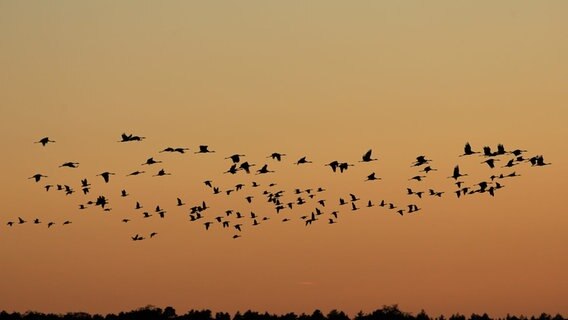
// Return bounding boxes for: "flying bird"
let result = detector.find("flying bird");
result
[35,137,55,146]
[360,149,378,162]
[449,165,468,180]
[28,174,47,182]
[59,162,79,168]
[195,145,215,153]
[97,172,115,183]
[119,133,145,142]
[460,142,479,156]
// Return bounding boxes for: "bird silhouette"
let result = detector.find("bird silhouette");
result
[419,166,437,174]
[59,162,79,168]
[449,165,468,180]
[153,169,171,177]
[29,174,47,182]
[226,154,245,163]
[268,152,286,161]
[119,133,145,142]
[195,145,215,153]
[142,157,162,165]
[127,170,145,176]
[366,172,381,181]
[360,149,378,162]
[35,137,55,146]
[224,164,238,174]
[412,156,431,167]
[295,156,312,165]
[239,162,255,174]
[256,164,274,174]
[97,172,115,183]
[338,162,353,173]
[326,161,340,172]
[459,142,479,156]
[160,147,189,154]
[481,159,499,169]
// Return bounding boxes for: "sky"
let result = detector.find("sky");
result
[0,1,567,317]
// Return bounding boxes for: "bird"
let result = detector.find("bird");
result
[295,157,312,165]
[366,172,381,181]
[239,162,255,174]
[483,146,495,157]
[80,179,90,187]
[326,161,340,172]
[532,155,551,167]
[35,137,55,146]
[256,164,274,174]
[460,142,479,156]
[119,133,145,142]
[97,172,115,183]
[176,198,185,206]
[268,152,286,161]
[481,159,499,169]
[142,157,162,165]
[153,169,171,177]
[127,170,145,176]
[18,217,26,224]
[412,156,431,167]
[28,174,47,182]
[160,147,189,154]
[226,154,245,163]
[150,232,158,238]
[409,175,426,181]
[338,162,353,173]
[121,189,128,197]
[509,149,528,156]
[47,222,55,228]
[360,149,378,162]
[419,166,437,174]
[224,164,238,174]
[59,162,79,168]
[502,159,517,168]
[195,145,215,153]
[449,165,468,180]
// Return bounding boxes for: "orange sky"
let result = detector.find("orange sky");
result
[0,1,567,318]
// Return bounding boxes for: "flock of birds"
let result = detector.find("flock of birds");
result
[5,134,552,241]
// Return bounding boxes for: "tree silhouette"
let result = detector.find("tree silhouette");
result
[0,306,565,320]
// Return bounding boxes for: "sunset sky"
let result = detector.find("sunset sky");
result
[1,1,567,318]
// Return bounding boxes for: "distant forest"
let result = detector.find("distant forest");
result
[0,305,565,320]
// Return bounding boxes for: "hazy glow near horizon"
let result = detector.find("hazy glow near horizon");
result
[0,1,567,317]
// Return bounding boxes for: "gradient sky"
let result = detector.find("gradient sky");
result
[1,1,567,318]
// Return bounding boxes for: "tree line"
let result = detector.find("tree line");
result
[0,305,564,320]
